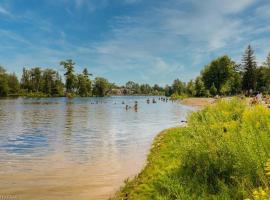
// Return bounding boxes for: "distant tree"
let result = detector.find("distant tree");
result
[21,67,31,92]
[195,77,206,97]
[125,81,136,95]
[42,69,64,96]
[164,85,173,96]
[242,45,257,93]
[31,67,42,92]
[126,81,136,90]
[93,77,110,97]
[257,53,270,93]
[77,68,92,97]
[7,73,20,94]
[152,84,164,95]
[60,59,76,93]
[263,53,270,68]
[172,79,185,95]
[140,84,152,94]
[20,67,64,96]
[0,67,9,96]
[186,80,196,96]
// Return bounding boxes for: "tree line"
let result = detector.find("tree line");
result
[0,45,270,98]
[0,59,165,97]
[166,45,270,98]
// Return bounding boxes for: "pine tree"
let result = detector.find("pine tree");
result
[263,53,270,68]
[242,45,257,93]
[60,59,76,94]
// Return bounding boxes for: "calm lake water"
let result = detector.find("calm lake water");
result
[0,96,193,200]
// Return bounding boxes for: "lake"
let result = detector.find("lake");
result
[0,96,193,200]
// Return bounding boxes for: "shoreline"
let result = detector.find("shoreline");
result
[110,99,203,199]
[110,127,183,200]
[179,97,216,107]
[112,98,270,199]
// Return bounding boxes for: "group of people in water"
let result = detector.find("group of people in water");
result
[123,97,170,112]
[87,97,171,112]
[124,101,138,111]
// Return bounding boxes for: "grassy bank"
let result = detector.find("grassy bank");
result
[113,98,270,200]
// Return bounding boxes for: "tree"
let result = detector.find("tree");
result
[201,55,236,94]
[195,77,206,97]
[0,67,9,96]
[42,69,64,96]
[31,67,42,92]
[77,68,92,97]
[186,80,196,96]
[242,45,257,93]
[60,59,76,93]
[172,79,185,95]
[152,84,164,95]
[20,67,64,96]
[263,53,270,68]
[21,67,31,92]
[257,53,270,93]
[140,84,152,94]
[52,72,64,96]
[8,73,20,94]
[164,85,173,96]
[125,81,142,94]
[210,83,217,96]
[93,77,110,97]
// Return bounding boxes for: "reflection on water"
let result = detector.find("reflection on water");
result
[0,97,193,200]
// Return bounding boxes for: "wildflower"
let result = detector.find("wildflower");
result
[265,159,270,176]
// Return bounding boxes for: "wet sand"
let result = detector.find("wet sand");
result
[180,97,216,107]
[0,153,144,200]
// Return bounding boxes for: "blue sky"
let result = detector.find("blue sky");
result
[0,0,270,85]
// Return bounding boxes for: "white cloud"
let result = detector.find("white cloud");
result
[0,4,11,16]
[90,0,258,83]
[1,0,269,85]
[255,3,270,19]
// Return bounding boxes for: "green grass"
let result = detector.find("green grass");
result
[112,98,270,200]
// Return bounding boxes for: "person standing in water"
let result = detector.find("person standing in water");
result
[134,101,138,112]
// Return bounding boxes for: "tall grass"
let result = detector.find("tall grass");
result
[113,98,270,200]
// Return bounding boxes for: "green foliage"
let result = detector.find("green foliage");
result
[0,66,9,96]
[209,83,217,96]
[140,84,152,94]
[93,77,110,97]
[195,76,207,97]
[201,55,237,94]
[21,67,64,97]
[172,79,186,95]
[77,68,92,97]
[7,73,20,94]
[164,85,173,97]
[114,99,270,200]
[257,54,270,94]
[0,67,20,96]
[186,80,196,96]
